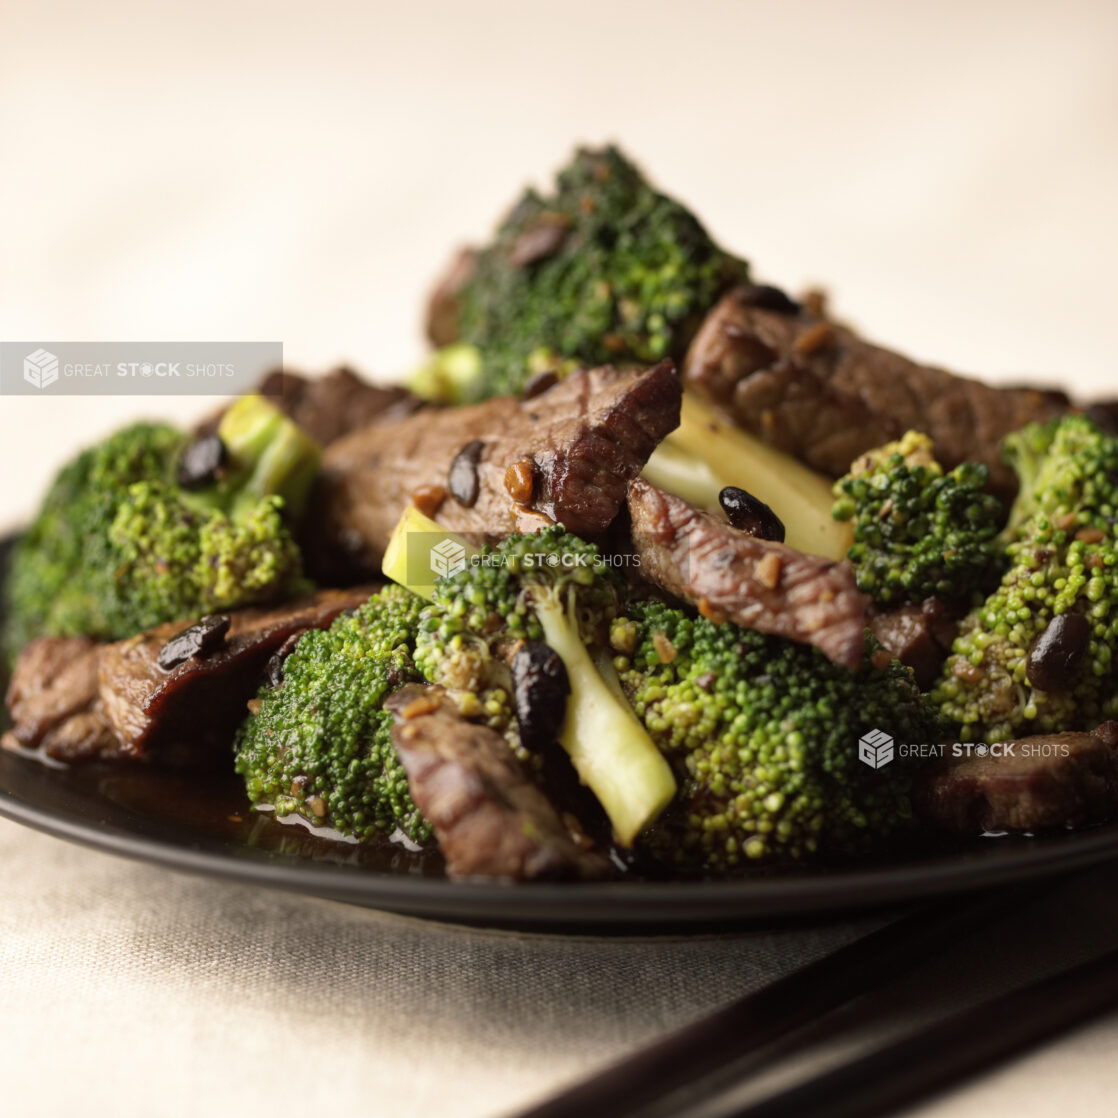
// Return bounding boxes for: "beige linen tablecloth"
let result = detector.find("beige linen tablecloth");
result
[1,0,1116,525]
[5,816,1118,1118]
[0,818,875,1116]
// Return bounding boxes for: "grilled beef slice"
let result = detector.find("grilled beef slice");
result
[3,636,122,763]
[914,722,1118,835]
[258,367,422,445]
[198,367,422,445]
[869,597,965,690]
[426,247,479,348]
[4,589,372,765]
[386,684,607,881]
[310,361,682,579]
[98,587,375,761]
[5,636,104,747]
[626,479,869,669]
[683,286,1068,499]
[1085,400,1118,435]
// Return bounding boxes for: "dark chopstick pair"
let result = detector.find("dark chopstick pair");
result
[516,879,1118,1118]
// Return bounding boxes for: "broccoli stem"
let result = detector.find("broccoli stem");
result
[999,421,1057,543]
[639,438,724,510]
[202,394,320,521]
[384,507,678,845]
[382,506,481,601]
[407,343,484,405]
[534,591,677,846]
[643,391,853,560]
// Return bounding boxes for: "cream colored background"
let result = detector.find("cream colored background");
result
[1,0,1116,528]
[2,3,1118,1116]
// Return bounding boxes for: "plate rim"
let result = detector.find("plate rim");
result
[5,757,1118,927]
[6,532,1118,929]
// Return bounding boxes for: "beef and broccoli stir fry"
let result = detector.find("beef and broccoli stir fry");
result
[6,145,1118,881]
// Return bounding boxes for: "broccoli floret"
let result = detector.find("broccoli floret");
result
[442,145,746,400]
[933,416,1118,741]
[831,431,1006,606]
[3,422,182,654]
[105,483,305,635]
[999,415,1116,540]
[4,395,318,655]
[386,511,677,845]
[417,147,854,562]
[615,601,943,867]
[233,585,430,844]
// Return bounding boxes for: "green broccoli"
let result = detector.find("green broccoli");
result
[614,601,943,867]
[4,394,318,655]
[385,510,677,845]
[406,342,487,405]
[416,146,858,562]
[831,431,1006,606]
[933,416,1118,742]
[429,144,746,401]
[233,584,431,844]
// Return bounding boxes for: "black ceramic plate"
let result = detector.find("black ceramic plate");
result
[7,747,1118,928]
[5,534,1118,929]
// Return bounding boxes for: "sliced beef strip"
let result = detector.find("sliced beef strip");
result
[627,479,869,670]
[2,639,114,764]
[309,361,683,580]
[197,367,422,446]
[1085,400,1118,435]
[38,711,124,764]
[385,684,607,881]
[261,367,422,444]
[98,587,376,761]
[426,247,478,348]
[2,636,126,764]
[914,722,1118,835]
[5,590,372,765]
[4,636,103,747]
[682,286,1069,500]
[869,597,965,690]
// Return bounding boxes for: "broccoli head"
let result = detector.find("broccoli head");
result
[933,416,1118,742]
[3,421,182,655]
[4,394,318,655]
[441,145,746,400]
[106,483,304,637]
[999,414,1118,537]
[385,510,677,845]
[615,601,942,867]
[832,431,1006,606]
[233,584,430,844]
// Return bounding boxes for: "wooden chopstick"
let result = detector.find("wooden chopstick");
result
[724,941,1118,1118]
[515,884,1040,1118]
